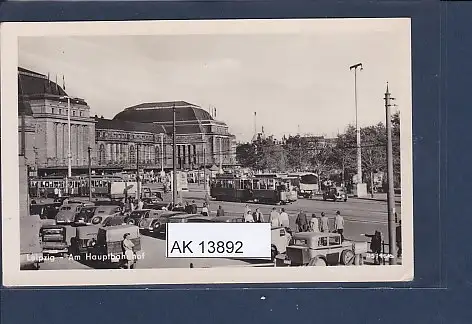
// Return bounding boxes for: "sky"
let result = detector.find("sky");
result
[18,20,410,143]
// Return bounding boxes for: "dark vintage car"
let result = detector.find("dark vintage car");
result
[30,202,61,220]
[322,187,348,202]
[74,206,97,225]
[89,205,123,225]
[211,215,245,223]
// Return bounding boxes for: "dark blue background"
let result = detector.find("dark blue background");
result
[1,0,471,322]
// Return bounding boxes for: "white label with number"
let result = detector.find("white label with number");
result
[166,223,271,258]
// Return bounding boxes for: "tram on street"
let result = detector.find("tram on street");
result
[210,174,294,204]
[29,174,126,198]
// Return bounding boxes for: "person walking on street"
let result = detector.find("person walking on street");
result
[244,210,255,223]
[253,208,264,223]
[54,187,59,199]
[137,199,144,210]
[191,200,198,214]
[334,211,345,241]
[295,210,309,232]
[201,202,209,216]
[122,233,136,269]
[216,205,225,217]
[270,207,281,227]
[362,231,382,265]
[396,220,402,258]
[244,204,251,216]
[310,213,320,233]
[320,212,329,233]
[279,208,290,228]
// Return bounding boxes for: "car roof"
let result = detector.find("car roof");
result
[169,213,200,219]
[292,232,339,239]
[213,215,243,221]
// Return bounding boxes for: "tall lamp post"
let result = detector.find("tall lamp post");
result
[349,63,365,197]
[172,103,178,205]
[87,146,92,201]
[60,95,72,195]
[384,83,397,265]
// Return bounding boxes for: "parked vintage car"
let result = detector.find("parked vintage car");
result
[71,214,128,256]
[285,232,367,266]
[55,202,95,224]
[89,205,123,225]
[211,215,245,223]
[90,224,141,268]
[136,210,186,234]
[74,206,97,226]
[40,225,76,255]
[323,187,348,202]
[30,202,61,220]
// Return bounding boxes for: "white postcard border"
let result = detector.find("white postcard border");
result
[1,19,413,286]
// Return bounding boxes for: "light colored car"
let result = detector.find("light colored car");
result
[285,232,367,266]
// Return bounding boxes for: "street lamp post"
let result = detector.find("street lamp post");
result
[60,96,73,194]
[172,103,178,206]
[349,63,365,197]
[87,146,92,201]
[384,83,397,265]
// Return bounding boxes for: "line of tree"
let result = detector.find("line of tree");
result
[236,112,401,191]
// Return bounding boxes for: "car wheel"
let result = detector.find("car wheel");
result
[340,249,355,265]
[344,198,347,202]
[127,219,136,225]
[308,256,327,266]
[271,245,278,262]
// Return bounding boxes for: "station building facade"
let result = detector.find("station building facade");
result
[18,67,237,175]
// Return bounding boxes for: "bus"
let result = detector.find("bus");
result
[288,172,319,198]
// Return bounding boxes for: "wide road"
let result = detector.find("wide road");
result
[37,184,401,270]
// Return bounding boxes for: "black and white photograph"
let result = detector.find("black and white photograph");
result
[1,19,413,285]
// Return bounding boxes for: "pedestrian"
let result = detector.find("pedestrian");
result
[362,231,382,265]
[201,202,209,216]
[396,220,402,258]
[252,208,264,223]
[137,199,144,210]
[295,210,309,232]
[279,208,290,228]
[217,205,225,217]
[269,207,281,227]
[309,213,320,232]
[334,211,345,241]
[54,187,59,199]
[122,233,136,269]
[320,212,329,233]
[191,200,198,214]
[244,204,251,216]
[244,210,255,222]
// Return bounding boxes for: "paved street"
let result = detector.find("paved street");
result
[37,183,401,270]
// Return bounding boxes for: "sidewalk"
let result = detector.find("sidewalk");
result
[349,193,401,204]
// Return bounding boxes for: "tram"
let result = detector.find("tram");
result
[29,174,126,198]
[210,174,294,204]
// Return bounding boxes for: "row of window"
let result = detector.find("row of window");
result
[50,107,84,117]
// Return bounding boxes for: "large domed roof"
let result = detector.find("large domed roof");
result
[113,101,214,123]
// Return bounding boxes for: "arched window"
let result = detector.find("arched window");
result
[129,145,136,164]
[99,144,105,165]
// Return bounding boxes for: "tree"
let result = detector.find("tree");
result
[258,136,287,172]
[283,135,316,172]
[360,123,387,196]
[310,140,335,190]
[236,143,257,169]
[329,125,357,185]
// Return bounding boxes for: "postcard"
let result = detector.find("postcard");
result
[1,18,413,286]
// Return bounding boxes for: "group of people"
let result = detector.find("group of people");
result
[120,196,144,213]
[242,205,291,227]
[295,210,345,240]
